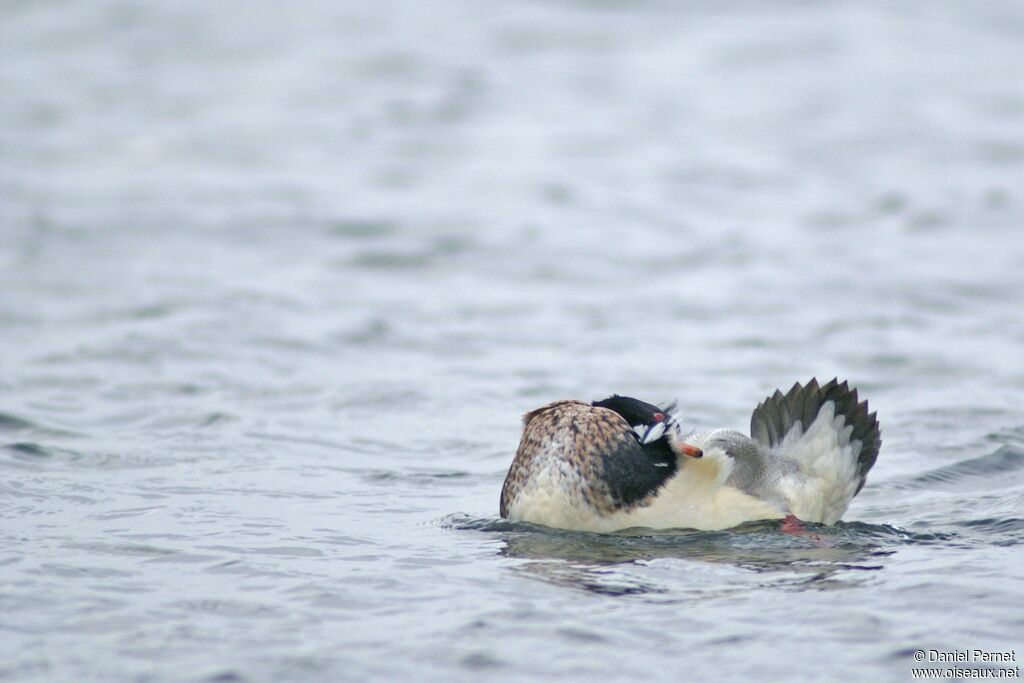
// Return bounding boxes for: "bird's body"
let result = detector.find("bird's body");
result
[500,379,881,532]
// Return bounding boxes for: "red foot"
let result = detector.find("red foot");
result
[780,514,807,534]
[780,514,829,545]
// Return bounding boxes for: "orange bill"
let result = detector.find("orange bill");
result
[680,444,703,459]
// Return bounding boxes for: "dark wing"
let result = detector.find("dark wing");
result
[749,378,881,492]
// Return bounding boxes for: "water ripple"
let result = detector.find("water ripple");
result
[887,444,1024,491]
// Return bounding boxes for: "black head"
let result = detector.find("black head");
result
[590,395,681,508]
[592,395,676,445]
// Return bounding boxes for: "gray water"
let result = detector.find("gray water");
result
[2,1,1024,681]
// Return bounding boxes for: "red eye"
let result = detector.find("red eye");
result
[652,412,665,421]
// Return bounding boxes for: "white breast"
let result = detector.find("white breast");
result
[505,445,786,533]
[611,446,786,531]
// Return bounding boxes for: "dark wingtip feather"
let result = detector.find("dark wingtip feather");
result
[750,378,882,493]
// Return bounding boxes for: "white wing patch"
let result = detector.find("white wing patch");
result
[773,401,862,524]
[634,420,667,444]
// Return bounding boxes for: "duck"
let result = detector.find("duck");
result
[499,378,881,532]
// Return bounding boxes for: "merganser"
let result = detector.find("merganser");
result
[499,378,881,532]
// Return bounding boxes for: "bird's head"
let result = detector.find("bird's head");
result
[591,395,703,458]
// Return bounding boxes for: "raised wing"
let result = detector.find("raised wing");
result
[750,377,881,496]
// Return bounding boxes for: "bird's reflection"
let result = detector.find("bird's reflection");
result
[494,520,904,597]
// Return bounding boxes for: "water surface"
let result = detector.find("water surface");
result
[2,1,1023,681]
